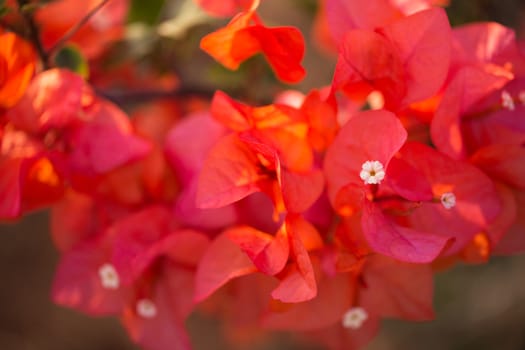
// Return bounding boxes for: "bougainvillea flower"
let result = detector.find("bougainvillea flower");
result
[196,91,324,214]
[67,98,151,177]
[36,0,129,59]
[200,4,305,83]
[121,261,194,350]
[0,29,35,109]
[0,128,66,219]
[332,8,451,111]
[194,231,257,302]
[393,142,502,255]
[7,68,89,133]
[52,228,133,315]
[195,214,321,304]
[324,110,453,262]
[165,111,240,230]
[430,22,522,159]
[262,264,355,330]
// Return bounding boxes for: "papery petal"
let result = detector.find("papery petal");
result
[52,240,130,315]
[227,225,289,275]
[0,158,22,219]
[279,167,324,213]
[362,200,450,263]
[333,30,406,108]
[470,144,525,189]
[431,64,513,159]
[68,100,151,175]
[196,134,263,208]
[236,26,306,83]
[324,109,407,212]
[399,142,502,254]
[360,255,434,320]
[263,270,354,330]
[122,262,193,350]
[0,30,35,108]
[7,68,86,133]
[210,91,253,131]
[110,206,173,284]
[379,8,451,105]
[271,224,317,302]
[164,111,226,184]
[194,232,257,302]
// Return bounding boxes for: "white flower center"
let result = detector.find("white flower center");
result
[360,160,386,185]
[519,91,525,105]
[342,307,368,329]
[440,192,456,209]
[136,298,157,319]
[501,90,515,111]
[98,263,120,290]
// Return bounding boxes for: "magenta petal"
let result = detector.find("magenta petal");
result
[227,225,289,276]
[279,167,324,213]
[51,241,130,316]
[362,200,450,263]
[196,134,262,209]
[194,232,256,302]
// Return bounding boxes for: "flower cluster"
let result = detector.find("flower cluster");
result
[1,0,524,349]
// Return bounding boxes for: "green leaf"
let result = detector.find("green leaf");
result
[52,45,89,79]
[128,0,165,26]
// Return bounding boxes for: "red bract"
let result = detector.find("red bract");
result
[0,29,35,109]
[324,109,451,263]
[200,5,305,83]
[9,68,150,183]
[0,129,66,219]
[53,205,209,350]
[393,142,502,255]
[195,214,321,304]
[332,8,451,110]
[196,91,324,214]
[165,111,240,230]
[431,22,521,159]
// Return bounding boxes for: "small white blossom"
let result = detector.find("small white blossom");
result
[342,307,368,330]
[98,263,120,290]
[501,90,515,111]
[440,192,456,209]
[136,299,157,319]
[360,160,386,185]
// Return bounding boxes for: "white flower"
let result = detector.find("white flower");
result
[136,298,157,319]
[98,263,120,290]
[342,307,368,330]
[440,192,456,209]
[360,160,386,185]
[501,90,515,111]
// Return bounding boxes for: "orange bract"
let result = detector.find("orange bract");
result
[200,8,305,83]
[0,30,36,109]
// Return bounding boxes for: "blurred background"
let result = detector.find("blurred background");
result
[1,0,525,349]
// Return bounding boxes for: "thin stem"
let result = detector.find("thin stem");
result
[96,86,215,105]
[17,0,50,68]
[48,0,111,55]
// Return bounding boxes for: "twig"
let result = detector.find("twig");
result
[97,86,216,105]
[48,0,110,55]
[17,0,50,68]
